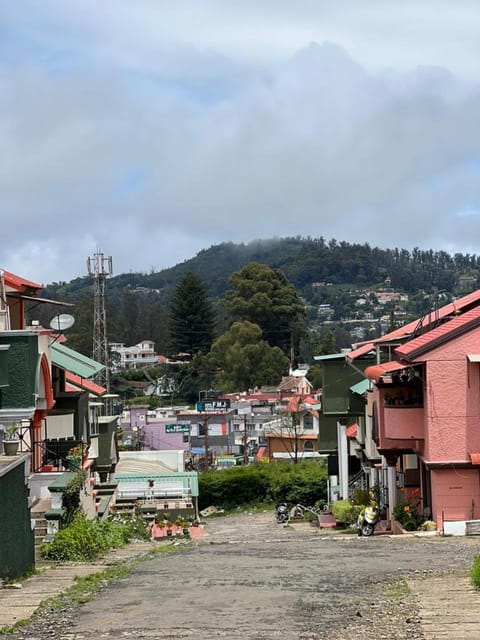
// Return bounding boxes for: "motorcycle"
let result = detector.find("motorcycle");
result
[276,503,289,524]
[356,500,380,537]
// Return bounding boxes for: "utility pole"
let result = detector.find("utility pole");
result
[243,414,248,465]
[203,414,209,471]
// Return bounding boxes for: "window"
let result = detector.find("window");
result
[303,440,314,452]
[303,413,314,430]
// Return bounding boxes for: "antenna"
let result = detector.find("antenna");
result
[50,314,75,332]
[87,251,113,391]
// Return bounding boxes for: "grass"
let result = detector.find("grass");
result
[383,579,412,601]
[470,555,480,589]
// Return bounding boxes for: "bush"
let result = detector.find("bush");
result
[471,555,480,589]
[330,500,363,525]
[198,461,328,510]
[393,501,422,531]
[41,511,149,562]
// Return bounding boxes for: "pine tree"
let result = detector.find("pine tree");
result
[168,272,215,356]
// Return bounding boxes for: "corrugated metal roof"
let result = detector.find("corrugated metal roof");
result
[313,352,347,361]
[395,307,480,360]
[65,372,107,396]
[51,342,104,379]
[2,269,42,292]
[350,379,370,395]
[364,360,410,382]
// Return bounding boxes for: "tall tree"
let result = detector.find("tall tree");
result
[207,321,289,393]
[221,262,306,357]
[168,271,216,356]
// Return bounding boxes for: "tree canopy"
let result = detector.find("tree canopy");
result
[168,271,216,356]
[207,321,289,393]
[221,262,306,357]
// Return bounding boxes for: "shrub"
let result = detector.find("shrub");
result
[41,511,149,562]
[330,500,363,525]
[198,461,327,510]
[393,501,422,531]
[471,555,480,589]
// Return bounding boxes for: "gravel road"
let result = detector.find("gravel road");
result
[11,512,480,640]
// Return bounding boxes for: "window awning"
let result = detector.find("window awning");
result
[51,343,104,379]
[350,379,370,395]
[364,360,410,383]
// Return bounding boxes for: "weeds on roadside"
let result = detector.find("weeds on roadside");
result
[383,579,412,601]
[470,555,480,589]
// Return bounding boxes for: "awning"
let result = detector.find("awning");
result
[346,423,358,438]
[364,360,410,383]
[467,354,480,363]
[256,446,267,461]
[51,343,104,379]
[346,342,376,361]
[7,292,74,306]
[65,372,107,396]
[350,379,370,395]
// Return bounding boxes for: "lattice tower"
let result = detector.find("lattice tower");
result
[87,252,112,390]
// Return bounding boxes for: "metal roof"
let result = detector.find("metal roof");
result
[350,379,370,395]
[51,342,104,379]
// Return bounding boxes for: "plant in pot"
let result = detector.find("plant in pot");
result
[2,423,20,456]
[176,516,190,536]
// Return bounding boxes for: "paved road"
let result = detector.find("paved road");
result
[8,512,480,639]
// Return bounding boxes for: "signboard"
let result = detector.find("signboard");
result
[197,399,230,412]
[165,424,191,434]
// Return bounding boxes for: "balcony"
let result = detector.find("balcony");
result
[383,406,425,440]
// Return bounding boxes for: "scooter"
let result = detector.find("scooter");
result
[356,500,380,537]
[276,503,289,524]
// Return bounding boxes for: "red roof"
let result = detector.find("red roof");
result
[65,372,107,396]
[364,360,410,382]
[348,289,480,361]
[395,306,480,361]
[2,269,42,292]
[346,423,358,438]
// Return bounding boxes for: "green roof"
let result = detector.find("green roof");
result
[51,343,104,379]
[313,352,347,361]
[350,379,370,395]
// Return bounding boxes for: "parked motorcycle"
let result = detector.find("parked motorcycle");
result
[276,503,289,524]
[356,499,380,537]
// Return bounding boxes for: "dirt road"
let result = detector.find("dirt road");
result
[11,512,480,639]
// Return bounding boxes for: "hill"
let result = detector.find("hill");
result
[43,237,480,307]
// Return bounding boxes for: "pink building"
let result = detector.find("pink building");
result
[364,300,480,533]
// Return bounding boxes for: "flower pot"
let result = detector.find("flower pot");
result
[3,440,19,456]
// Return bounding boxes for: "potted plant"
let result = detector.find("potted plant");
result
[65,444,84,470]
[2,423,20,456]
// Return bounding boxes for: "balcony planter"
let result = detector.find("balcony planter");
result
[3,423,20,456]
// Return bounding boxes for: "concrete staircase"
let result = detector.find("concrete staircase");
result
[31,498,52,564]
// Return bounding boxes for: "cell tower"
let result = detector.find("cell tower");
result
[87,252,113,390]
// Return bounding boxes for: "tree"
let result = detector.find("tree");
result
[207,321,289,393]
[168,271,216,356]
[221,262,306,357]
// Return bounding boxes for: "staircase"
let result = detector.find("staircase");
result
[31,498,52,564]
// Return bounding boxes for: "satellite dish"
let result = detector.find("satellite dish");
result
[50,314,75,332]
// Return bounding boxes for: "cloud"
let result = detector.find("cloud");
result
[2,2,480,283]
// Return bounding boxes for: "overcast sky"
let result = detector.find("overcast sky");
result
[3,1,480,284]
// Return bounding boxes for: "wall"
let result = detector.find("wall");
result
[431,468,480,527]
[423,330,480,462]
[0,456,34,580]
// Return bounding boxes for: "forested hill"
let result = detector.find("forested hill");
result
[44,237,480,306]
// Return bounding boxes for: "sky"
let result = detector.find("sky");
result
[3,1,480,285]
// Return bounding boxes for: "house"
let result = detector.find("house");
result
[0,268,119,569]
[264,394,321,462]
[110,340,159,370]
[345,288,480,533]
